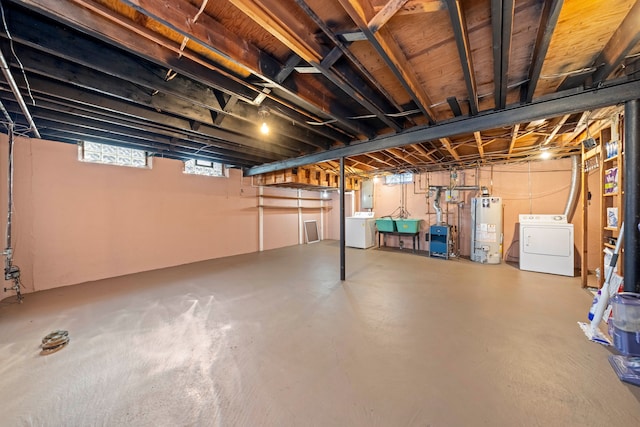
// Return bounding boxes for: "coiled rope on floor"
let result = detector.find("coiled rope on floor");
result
[41,330,69,355]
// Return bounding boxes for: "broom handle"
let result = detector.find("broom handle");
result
[589,222,624,332]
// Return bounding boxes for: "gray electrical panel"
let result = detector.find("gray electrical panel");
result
[361,180,374,209]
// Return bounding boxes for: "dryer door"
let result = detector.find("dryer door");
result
[522,225,572,256]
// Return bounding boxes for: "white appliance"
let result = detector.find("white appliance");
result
[346,212,376,249]
[470,197,503,264]
[519,214,574,276]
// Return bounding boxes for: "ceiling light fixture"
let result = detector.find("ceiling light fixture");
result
[258,107,270,135]
[540,147,551,159]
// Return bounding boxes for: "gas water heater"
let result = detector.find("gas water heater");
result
[470,197,503,264]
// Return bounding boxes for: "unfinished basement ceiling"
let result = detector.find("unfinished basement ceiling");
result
[1,0,640,176]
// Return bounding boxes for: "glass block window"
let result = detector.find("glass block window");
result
[79,141,149,168]
[385,172,413,185]
[183,159,225,177]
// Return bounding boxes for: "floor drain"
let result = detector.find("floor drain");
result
[41,330,69,355]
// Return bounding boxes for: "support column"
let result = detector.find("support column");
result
[340,157,345,281]
[624,99,640,292]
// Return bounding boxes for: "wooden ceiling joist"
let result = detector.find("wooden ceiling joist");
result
[117,0,373,138]
[445,0,478,115]
[364,152,398,167]
[410,143,436,162]
[20,0,350,146]
[373,0,446,16]
[523,0,564,102]
[542,114,570,146]
[228,0,403,132]
[473,131,485,159]
[590,0,640,85]
[507,123,520,159]
[491,0,515,109]
[337,0,437,124]
[368,0,409,33]
[439,137,460,161]
[386,147,418,165]
[294,0,409,122]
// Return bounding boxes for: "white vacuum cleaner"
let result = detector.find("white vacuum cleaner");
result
[578,222,624,345]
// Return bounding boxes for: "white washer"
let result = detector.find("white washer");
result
[519,214,574,276]
[346,212,376,249]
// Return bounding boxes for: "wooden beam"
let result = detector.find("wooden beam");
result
[364,152,398,167]
[542,114,570,146]
[386,147,417,165]
[439,137,461,160]
[112,0,373,137]
[523,0,563,102]
[507,124,520,159]
[338,0,437,124]
[410,143,436,162]
[591,0,640,85]
[445,0,478,115]
[368,0,409,33]
[20,0,349,144]
[473,131,485,159]
[295,0,410,124]
[246,79,640,175]
[491,0,514,109]
[213,94,239,126]
[373,0,445,16]
[228,0,402,132]
[346,158,376,171]
[227,0,322,62]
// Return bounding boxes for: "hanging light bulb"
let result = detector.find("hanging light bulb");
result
[540,147,551,159]
[258,107,270,135]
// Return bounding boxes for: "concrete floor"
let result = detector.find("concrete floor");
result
[1,241,639,426]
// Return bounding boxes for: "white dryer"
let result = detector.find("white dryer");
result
[519,214,574,276]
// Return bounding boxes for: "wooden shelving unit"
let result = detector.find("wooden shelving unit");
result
[599,121,623,287]
[581,113,624,288]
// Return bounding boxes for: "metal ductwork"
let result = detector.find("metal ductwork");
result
[563,155,581,222]
[433,187,443,224]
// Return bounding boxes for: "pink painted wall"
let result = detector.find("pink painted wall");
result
[0,136,331,293]
[0,133,600,294]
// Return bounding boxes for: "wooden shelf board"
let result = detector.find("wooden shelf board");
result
[257,205,329,209]
[259,195,329,201]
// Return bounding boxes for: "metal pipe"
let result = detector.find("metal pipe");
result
[433,187,443,224]
[0,98,13,126]
[5,124,14,258]
[0,49,39,138]
[340,156,345,281]
[563,154,581,221]
[624,99,640,292]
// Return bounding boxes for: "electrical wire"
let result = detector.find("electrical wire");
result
[0,0,35,106]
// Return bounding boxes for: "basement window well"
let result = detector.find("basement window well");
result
[183,159,226,177]
[78,141,150,168]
